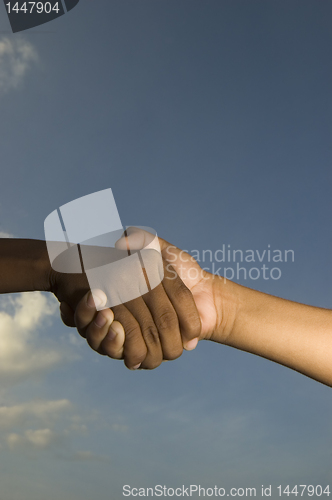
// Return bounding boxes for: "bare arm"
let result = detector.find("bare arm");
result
[0,239,50,294]
[213,277,332,386]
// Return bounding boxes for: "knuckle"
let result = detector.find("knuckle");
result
[157,310,177,331]
[173,281,191,300]
[142,325,160,346]
[124,322,141,340]
[185,313,202,338]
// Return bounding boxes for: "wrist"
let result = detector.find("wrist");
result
[32,240,53,292]
[209,275,242,345]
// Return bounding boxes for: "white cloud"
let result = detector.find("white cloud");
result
[0,292,71,385]
[3,399,71,452]
[0,231,14,238]
[2,400,110,461]
[0,398,98,459]
[7,428,57,451]
[6,427,110,461]
[0,399,72,429]
[0,37,38,93]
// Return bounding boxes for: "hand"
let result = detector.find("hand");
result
[59,228,228,368]
[50,241,202,369]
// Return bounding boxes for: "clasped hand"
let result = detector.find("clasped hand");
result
[50,228,218,370]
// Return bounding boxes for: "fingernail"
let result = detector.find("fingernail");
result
[131,363,141,370]
[184,338,199,351]
[94,312,107,328]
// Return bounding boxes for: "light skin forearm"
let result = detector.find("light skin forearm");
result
[213,276,332,386]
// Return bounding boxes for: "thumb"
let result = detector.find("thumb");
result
[115,226,165,253]
[115,226,187,266]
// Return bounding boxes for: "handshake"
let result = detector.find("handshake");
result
[1,227,332,385]
[51,226,218,371]
[42,188,218,370]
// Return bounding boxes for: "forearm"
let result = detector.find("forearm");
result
[213,277,332,386]
[0,239,51,294]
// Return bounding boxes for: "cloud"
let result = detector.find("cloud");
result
[0,398,99,459]
[0,231,14,238]
[6,427,110,461]
[7,428,58,451]
[2,400,110,461]
[2,398,72,452]
[0,292,110,462]
[0,37,38,93]
[0,399,72,429]
[0,292,72,385]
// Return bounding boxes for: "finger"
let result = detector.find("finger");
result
[85,307,114,355]
[112,304,147,370]
[162,263,201,350]
[74,289,107,339]
[124,296,165,369]
[142,284,183,361]
[59,302,76,327]
[99,320,125,360]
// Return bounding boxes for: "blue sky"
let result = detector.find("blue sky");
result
[0,1,331,499]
